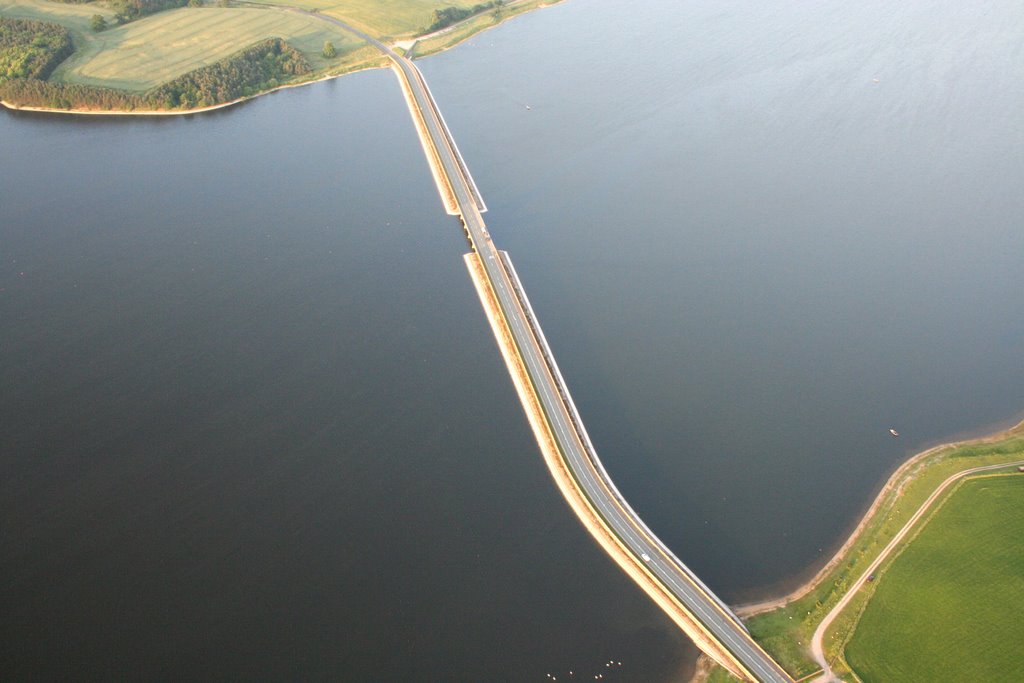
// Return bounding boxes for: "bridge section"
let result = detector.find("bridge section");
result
[387,52,793,683]
[309,12,792,680]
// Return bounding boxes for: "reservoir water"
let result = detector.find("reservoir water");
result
[3,0,1023,680]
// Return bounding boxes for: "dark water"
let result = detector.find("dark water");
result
[1,70,686,682]
[419,0,1024,595]
[3,0,1023,680]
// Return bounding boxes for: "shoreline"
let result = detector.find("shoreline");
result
[405,0,563,59]
[0,63,384,117]
[809,459,1024,681]
[690,416,1024,683]
[0,0,560,118]
[734,416,1024,619]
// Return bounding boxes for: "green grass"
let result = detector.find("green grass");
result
[0,0,477,40]
[1,0,559,105]
[705,667,743,683]
[410,0,549,57]
[0,0,113,35]
[0,2,367,90]
[239,0,486,38]
[845,475,1024,682]
[705,425,1024,681]
[66,8,362,90]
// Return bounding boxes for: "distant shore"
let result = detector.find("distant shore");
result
[1,0,560,117]
[0,66,379,117]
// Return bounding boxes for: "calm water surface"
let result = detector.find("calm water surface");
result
[3,0,1023,680]
[421,0,1024,593]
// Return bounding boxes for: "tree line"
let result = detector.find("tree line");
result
[0,18,74,83]
[428,1,502,32]
[1,36,312,111]
[109,0,189,23]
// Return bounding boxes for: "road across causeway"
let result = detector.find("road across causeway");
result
[306,14,793,681]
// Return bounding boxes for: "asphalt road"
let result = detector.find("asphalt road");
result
[304,14,791,680]
[396,54,793,682]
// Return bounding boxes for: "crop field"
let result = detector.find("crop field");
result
[85,8,363,90]
[844,475,1024,682]
[0,1,373,90]
[0,0,112,35]
[63,8,364,90]
[2,0,555,107]
[241,0,485,38]
[728,427,1024,681]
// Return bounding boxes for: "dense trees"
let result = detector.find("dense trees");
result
[0,37,311,111]
[110,0,189,24]
[0,78,146,109]
[0,19,74,82]
[90,14,108,31]
[149,38,310,108]
[428,1,501,32]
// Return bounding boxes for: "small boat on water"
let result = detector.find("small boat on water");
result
[890,428,899,437]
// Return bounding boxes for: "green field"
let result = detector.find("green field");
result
[1,1,370,90]
[1,0,550,106]
[240,0,486,38]
[696,425,1024,683]
[844,475,1024,682]
[65,8,364,90]
[0,0,112,35]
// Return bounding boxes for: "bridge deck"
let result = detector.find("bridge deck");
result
[390,51,793,683]
[303,11,793,680]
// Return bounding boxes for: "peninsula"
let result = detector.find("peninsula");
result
[0,0,559,114]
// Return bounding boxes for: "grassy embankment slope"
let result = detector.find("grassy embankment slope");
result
[1,0,553,106]
[703,420,1024,683]
[844,475,1024,682]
